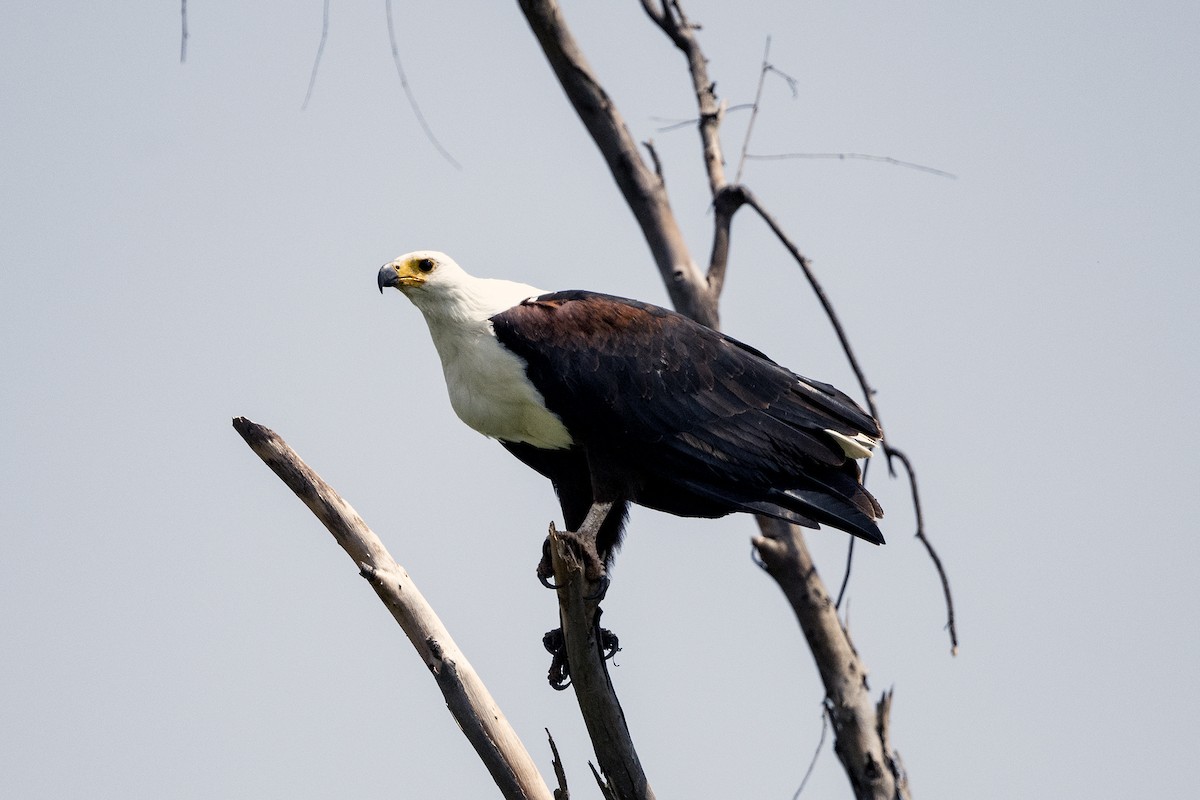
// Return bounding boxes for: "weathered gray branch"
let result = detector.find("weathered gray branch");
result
[755,518,910,800]
[640,0,727,197]
[516,0,716,328]
[547,526,655,800]
[232,417,553,800]
[706,183,748,300]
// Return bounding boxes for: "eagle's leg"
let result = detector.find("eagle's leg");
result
[575,500,614,599]
[539,501,622,689]
[579,500,615,536]
[537,500,614,591]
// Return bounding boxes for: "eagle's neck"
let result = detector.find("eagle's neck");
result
[409,275,540,326]
[409,277,574,450]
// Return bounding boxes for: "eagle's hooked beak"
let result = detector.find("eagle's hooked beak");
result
[378,262,401,294]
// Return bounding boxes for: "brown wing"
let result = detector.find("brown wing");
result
[490,291,884,543]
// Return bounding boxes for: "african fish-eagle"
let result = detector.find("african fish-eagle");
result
[377,251,884,567]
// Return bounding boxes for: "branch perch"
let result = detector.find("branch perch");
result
[547,525,655,800]
[232,417,553,800]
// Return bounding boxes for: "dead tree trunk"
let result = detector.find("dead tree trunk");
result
[756,518,911,798]
[229,2,947,795]
[515,2,912,796]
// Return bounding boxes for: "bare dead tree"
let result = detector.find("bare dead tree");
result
[515,1,940,797]
[230,2,953,798]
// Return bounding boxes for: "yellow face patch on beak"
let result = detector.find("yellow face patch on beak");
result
[393,263,425,288]
[379,255,438,292]
[397,254,439,287]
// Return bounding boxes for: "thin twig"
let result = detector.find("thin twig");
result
[791,711,828,800]
[385,0,462,170]
[587,762,618,800]
[766,65,799,98]
[180,0,188,63]
[733,41,801,184]
[834,536,855,610]
[546,729,569,800]
[651,104,752,132]
[731,42,952,182]
[740,187,881,423]
[742,188,955,655]
[887,447,958,655]
[745,152,957,179]
[301,0,330,110]
[734,37,771,184]
[642,139,665,183]
[705,184,747,298]
[876,689,910,792]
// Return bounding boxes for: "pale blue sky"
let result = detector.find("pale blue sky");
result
[3,2,1197,798]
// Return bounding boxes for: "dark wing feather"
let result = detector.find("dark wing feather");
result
[490,291,884,544]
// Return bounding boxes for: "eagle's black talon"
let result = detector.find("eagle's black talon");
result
[598,626,620,661]
[536,549,560,588]
[542,627,564,654]
[543,627,572,690]
[536,535,565,589]
[537,536,556,585]
[543,621,619,687]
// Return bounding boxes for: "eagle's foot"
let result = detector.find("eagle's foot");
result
[543,627,571,690]
[598,625,620,660]
[542,623,621,690]
[538,528,608,594]
[537,527,604,585]
[536,537,560,589]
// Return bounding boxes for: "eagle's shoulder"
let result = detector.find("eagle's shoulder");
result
[491,290,690,352]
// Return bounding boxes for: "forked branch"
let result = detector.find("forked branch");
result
[640,0,727,196]
[518,0,715,326]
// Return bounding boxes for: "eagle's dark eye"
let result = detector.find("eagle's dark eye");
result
[416,258,435,273]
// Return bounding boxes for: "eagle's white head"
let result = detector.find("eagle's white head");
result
[377,250,544,324]
[377,250,572,449]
